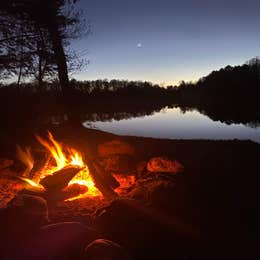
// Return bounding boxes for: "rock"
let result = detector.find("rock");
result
[97,140,136,177]
[5,194,49,229]
[39,165,83,191]
[100,154,136,174]
[98,140,135,157]
[83,239,130,260]
[147,157,184,174]
[16,222,98,260]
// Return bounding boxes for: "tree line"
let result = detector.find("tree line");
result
[171,57,260,124]
[172,57,260,105]
[1,57,260,130]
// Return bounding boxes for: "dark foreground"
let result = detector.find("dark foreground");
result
[0,125,259,259]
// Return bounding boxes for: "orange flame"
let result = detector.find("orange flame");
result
[16,146,34,177]
[19,177,45,190]
[21,132,101,199]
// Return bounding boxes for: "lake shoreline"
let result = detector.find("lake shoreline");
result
[84,107,260,143]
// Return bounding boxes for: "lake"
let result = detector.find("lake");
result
[83,107,260,143]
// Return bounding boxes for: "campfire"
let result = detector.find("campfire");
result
[0,131,184,208]
[18,132,122,202]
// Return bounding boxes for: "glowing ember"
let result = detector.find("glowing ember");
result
[114,174,135,188]
[21,131,101,199]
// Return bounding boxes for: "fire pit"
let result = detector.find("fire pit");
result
[0,131,183,213]
[18,132,121,203]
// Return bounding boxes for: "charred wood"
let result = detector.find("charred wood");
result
[39,166,83,191]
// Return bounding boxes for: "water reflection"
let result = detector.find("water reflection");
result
[2,96,260,143]
[83,107,260,143]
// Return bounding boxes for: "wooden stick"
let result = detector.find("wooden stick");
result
[86,158,118,200]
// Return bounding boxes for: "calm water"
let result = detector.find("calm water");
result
[83,107,260,143]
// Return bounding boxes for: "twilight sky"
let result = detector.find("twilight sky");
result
[73,0,260,85]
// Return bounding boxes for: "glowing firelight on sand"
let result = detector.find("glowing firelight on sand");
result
[21,131,101,199]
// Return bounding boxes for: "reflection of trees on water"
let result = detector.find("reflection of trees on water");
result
[34,102,260,130]
[83,110,159,122]
[175,103,260,127]
[36,105,166,126]
[246,122,260,129]
[2,97,260,134]
[0,87,174,134]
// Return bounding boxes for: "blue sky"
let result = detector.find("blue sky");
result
[73,0,260,85]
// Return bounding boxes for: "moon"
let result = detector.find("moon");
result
[137,43,142,48]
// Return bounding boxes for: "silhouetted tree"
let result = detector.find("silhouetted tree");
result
[0,0,89,93]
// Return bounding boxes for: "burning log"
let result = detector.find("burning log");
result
[94,160,120,190]
[86,159,119,200]
[19,180,88,204]
[30,153,51,183]
[46,183,88,203]
[15,132,123,202]
[40,165,84,191]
